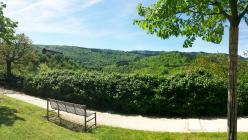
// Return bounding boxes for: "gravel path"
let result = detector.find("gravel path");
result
[1,88,248,132]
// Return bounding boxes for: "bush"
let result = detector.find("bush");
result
[0,74,24,89]
[237,72,248,115]
[22,68,235,117]
[156,69,227,116]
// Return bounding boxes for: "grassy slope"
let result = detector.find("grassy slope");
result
[1,95,248,140]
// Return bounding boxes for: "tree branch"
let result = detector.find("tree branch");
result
[210,1,232,21]
[239,5,248,23]
[187,8,222,16]
[177,5,222,17]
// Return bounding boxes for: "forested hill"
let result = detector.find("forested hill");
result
[34,45,147,69]
[33,44,246,76]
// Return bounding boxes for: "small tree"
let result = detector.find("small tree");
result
[0,2,17,42]
[0,34,32,77]
[134,1,247,140]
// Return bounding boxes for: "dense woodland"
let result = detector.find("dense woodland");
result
[1,45,248,116]
[9,44,246,79]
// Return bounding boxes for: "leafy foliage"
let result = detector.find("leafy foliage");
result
[23,68,231,117]
[2,44,248,117]
[0,2,17,42]
[33,45,146,70]
[134,0,247,47]
[0,34,33,77]
[104,51,192,75]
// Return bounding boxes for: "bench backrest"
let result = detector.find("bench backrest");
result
[48,98,86,116]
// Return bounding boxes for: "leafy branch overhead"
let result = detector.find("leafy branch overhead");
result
[134,0,248,48]
[0,2,18,42]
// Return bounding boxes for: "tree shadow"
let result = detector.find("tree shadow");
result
[45,114,94,132]
[0,106,25,127]
[49,117,85,132]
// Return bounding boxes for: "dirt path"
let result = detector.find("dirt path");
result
[1,88,248,132]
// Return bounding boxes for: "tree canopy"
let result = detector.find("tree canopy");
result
[0,2,17,42]
[134,0,248,47]
[0,34,33,77]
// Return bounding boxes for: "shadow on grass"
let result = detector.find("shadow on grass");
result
[0,106,25,127]
[45,114,92,132]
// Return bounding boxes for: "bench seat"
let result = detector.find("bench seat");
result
[47,98,97,131]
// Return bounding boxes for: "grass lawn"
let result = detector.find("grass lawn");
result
[0,94,248,140]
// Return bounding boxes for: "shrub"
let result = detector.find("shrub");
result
[22,68,234,117]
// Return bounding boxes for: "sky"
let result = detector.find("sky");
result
[2,0,248,55]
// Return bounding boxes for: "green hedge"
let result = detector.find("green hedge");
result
[22,68,240,117]
[237,71,248,115]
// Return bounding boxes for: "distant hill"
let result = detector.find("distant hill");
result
[33,45,247,76]
[34,45,147,70]
[103,51,193,75]
[130,50,162,56]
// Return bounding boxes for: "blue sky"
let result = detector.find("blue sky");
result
[3,0,248,55]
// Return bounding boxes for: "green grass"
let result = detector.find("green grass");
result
[0,94,248,140]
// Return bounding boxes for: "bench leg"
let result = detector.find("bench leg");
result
[58,109,61,123]
[95,113,97,127]
[47,100,49,121]
[84,109,87,131]
[84,114,87,131]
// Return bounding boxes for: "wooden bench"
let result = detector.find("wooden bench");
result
[47,98,97,131]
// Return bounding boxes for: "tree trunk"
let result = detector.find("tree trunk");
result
[228,26,239,140]
[6,60,12,78]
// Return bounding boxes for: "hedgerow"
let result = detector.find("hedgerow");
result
[21,68,237,117]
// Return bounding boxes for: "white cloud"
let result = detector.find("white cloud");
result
[80,0,102,10]
[1,0,147,48]
[2,0,141,40]
[3,0,103,35]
